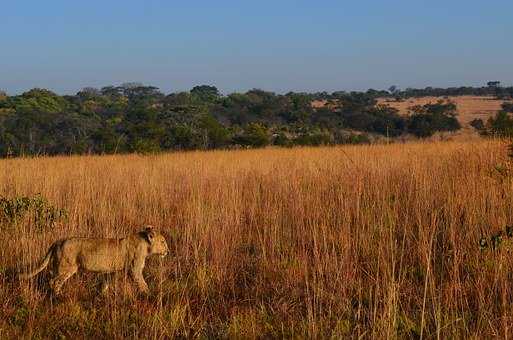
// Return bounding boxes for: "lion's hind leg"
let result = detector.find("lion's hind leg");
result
[49,266,77,295]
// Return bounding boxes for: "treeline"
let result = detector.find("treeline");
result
[0,82,507,157]
[320,82,513,100]
[391,86,513,99]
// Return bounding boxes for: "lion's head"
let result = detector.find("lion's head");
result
[140,225,169,257]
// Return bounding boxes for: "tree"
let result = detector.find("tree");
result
[285,92,313,123]
[15,88,69,114]
[233,123,269,147]
[164,125,202,150]
[77,87,101,99]
[407,101,460,137]
[3,82,503,157]
[101,86,123,98]
[92,124,124,154]
[295,129,333,146]
[388,85,399,95]
[120,84,163,102]
[191,85,220,102]
[272,132,291,146]
[120,82,144,90]
[487,81,504,99]
[488,111,513,137]
[198,114,230,148]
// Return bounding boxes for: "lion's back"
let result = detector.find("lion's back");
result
[61,237,130,272]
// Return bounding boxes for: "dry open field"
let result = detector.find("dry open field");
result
[377,95,505,127]
[314,95,506,140]
[1,140,513,338]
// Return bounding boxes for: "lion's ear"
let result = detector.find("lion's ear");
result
[141,225,156,243]
[143,225,155,232]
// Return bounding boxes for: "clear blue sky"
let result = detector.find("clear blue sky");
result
[2,0,512,95]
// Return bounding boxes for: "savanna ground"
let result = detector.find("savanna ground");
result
[378,95,506,141]
[1,139,513,338]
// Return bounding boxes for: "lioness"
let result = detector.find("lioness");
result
[19,225,169,295]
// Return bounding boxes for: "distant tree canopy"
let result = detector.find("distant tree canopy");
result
[375,83,513,100]
[1,82,511,157]
[487,101,513,137]
[407,101,460,137]
[191,85,221,102]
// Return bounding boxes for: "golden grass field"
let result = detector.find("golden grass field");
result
[1,140,513,338]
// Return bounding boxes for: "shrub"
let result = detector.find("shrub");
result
[502,102,513,113]
[272,132,292,147]
[488,111,513,137]
[294,131,333,146]
[343,133,370,144]
[233,123,270,147]
[470,119,485,131]
[0,194,67,231]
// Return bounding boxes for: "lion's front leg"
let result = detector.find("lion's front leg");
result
[130,258,149,294]
[99,273,116,295]
[130,270,149,294]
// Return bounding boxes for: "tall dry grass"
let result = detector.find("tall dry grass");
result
[1,140,513,338]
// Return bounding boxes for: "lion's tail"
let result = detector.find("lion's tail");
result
[18,243,56,279]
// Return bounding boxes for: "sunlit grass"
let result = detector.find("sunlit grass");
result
[1,139,512,338]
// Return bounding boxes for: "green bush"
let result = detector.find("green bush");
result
[233,123,270,147]
[488,111,513,137]
[470,118,485,131]
[294,131,333,146]
[407,102,461,137]
[272,132,292,147]
[0,194,67,231]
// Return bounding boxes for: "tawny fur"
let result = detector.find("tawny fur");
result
[19,225,169,295]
